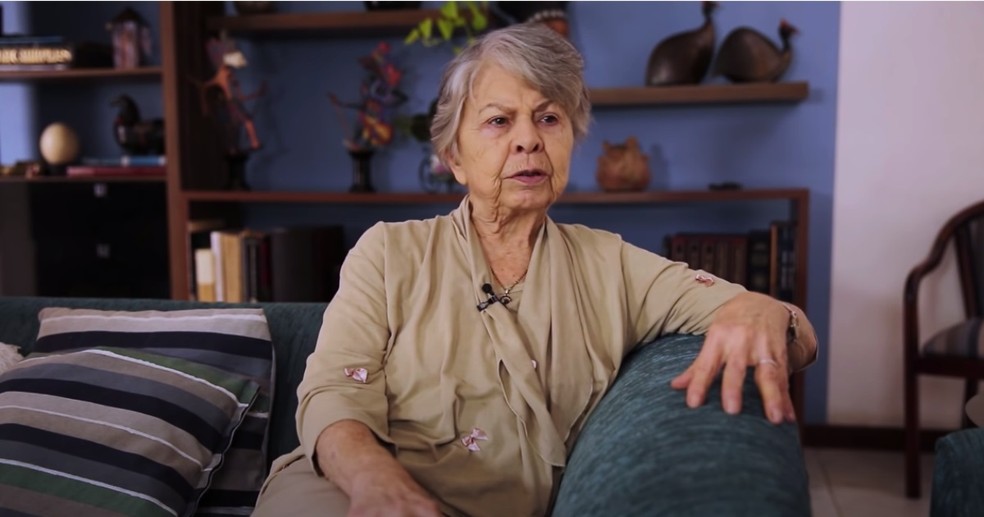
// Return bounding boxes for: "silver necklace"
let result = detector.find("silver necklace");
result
[496,270,528,306]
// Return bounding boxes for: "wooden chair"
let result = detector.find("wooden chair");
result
[904,199,984,498]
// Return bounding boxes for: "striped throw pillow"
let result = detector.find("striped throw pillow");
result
[0,347,259,517]
[29,307,276,516]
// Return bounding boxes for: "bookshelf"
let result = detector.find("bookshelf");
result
[0,66,162,82]
[164,4,812,303]
[589,82,810,107]
[0,174,165,183]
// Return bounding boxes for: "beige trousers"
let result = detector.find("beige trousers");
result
[253,457,350,517]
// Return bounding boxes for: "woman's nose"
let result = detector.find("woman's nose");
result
[513,119,543,154]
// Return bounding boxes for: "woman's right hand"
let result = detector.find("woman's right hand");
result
[314,420,442,517]
[348,473,443,517]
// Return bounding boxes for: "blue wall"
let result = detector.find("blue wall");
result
[0,1,35,163]
[1,1,839,424]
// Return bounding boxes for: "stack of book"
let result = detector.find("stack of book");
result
[0,35,111,71]
[192,225,347,303]
[664,220,796,302]
[66,155,166,177]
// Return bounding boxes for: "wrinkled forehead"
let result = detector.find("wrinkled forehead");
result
[464,60,555,110]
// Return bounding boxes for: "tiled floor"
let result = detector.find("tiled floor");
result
[806,447,934,517]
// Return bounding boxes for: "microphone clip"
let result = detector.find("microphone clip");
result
[476,283,500,312]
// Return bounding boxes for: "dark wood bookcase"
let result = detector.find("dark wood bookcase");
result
[0,0,812,421]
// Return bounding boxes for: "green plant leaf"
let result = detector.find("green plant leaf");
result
[437,18,453,41]
[441,1,459,20]
[420,18,433,40]
[405,28,420,45]
[471,11,487,31]
[468,2,489,32]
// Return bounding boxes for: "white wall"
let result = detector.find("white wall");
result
[830,2,984,427]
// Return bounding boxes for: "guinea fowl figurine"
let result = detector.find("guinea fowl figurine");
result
[645,1,717,87]
[111,94,165,155]
[714,19,798,83]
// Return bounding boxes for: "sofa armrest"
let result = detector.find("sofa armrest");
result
[553,334,810,517]
[932,428,984,517]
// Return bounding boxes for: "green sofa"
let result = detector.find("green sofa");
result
[0,296,810,516]
[932,428,984,516]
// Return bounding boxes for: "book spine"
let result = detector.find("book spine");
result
[194,248,216,302]
[66,165,165,177]
[776,222,796,302]
[0,36,66,46]
[746,230,771,294]
[210,231,225,302]
[82,155,167,167]
[0,45,74,66]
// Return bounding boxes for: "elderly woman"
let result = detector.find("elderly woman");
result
[255,23,817,517]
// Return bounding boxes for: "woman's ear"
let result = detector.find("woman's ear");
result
[444,148,467,186]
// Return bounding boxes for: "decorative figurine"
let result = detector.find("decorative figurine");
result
[38,122,81,175]
[329,41,407,193]
[106,7,153,69]
[195,37,266,190]
[329,41,407,151]
[198,37,264,155]
[645,2,717,86]
[596,137,651,192]
[111,95,165,155]
[713,20,798,83]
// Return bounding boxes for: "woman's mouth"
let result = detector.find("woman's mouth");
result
[507,169,549,186]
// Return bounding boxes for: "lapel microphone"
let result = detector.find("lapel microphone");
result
[476,283,499,312]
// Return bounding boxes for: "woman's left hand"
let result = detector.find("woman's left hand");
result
[670,291,797,425]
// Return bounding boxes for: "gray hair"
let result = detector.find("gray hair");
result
[430,23,592,165]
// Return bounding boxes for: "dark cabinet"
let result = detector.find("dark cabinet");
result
[28,181,169,298]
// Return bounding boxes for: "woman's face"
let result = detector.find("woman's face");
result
[448,62,573,217]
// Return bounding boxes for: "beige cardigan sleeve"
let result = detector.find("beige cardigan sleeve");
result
[295,224,395,470]
[620,240,746,345]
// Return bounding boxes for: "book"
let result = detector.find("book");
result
[82,155,166,167]
[746,230,772,294]
[194,248,216,302]
[0,35,66,46]
[66,165,165,177]
[0,42,111,68]
[769,221,796,302]
[268,226,346,302]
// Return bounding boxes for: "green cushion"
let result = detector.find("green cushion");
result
[0,347,258,517]
[932,428,984,517]
[553,334,810,516]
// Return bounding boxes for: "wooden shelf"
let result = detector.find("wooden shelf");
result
[0,66,162,82]
[589,82,809,107]
[207,9,439,36]
[181,188,807,204]
[0,174,166,183]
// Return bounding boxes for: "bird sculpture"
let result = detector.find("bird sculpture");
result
[645,1,717,87]
[713,19,798,83]
[111,95,165,155]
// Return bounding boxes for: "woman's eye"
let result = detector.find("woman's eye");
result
[488,117,508,127]
[540,114,559,125]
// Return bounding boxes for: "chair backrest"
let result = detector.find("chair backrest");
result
[938,201,984,318]
[963,214,984,317]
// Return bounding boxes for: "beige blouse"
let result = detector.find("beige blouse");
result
[284,198,745,516]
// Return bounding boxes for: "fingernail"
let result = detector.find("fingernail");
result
[725,399,738,415]
[786,410,797,422]
[687,394,700,408]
